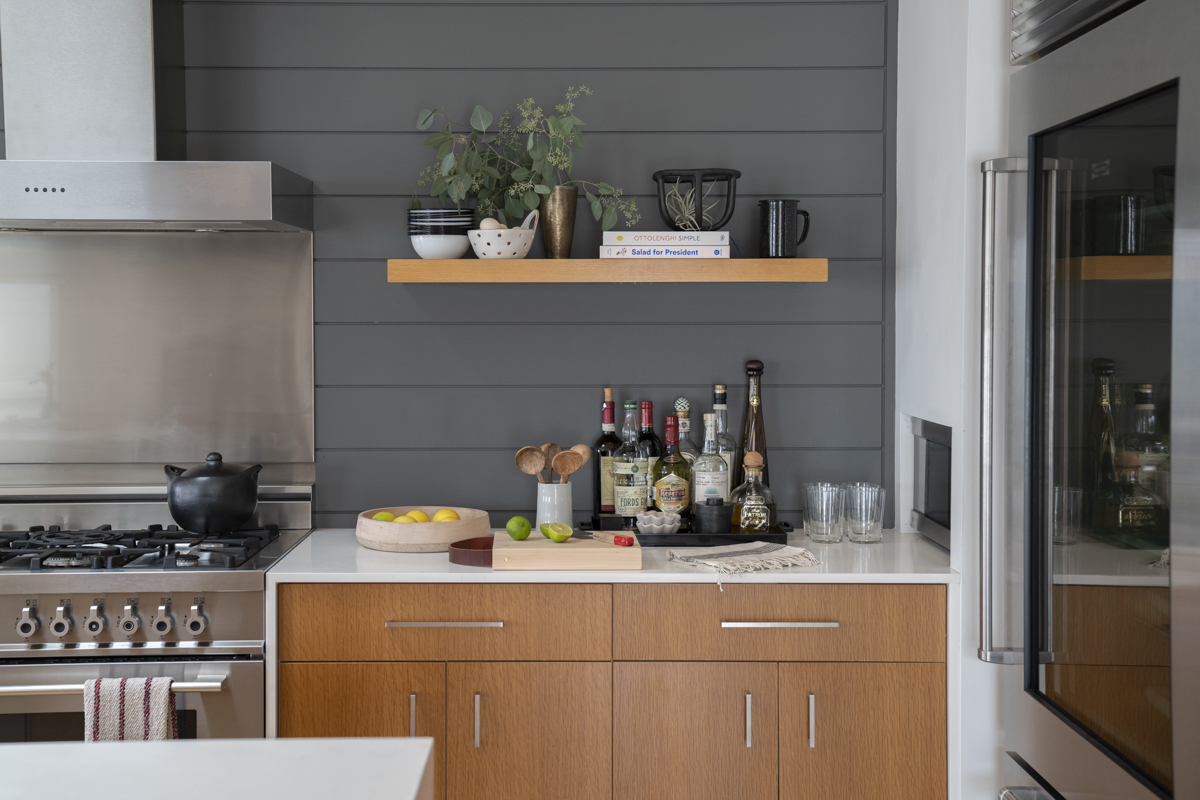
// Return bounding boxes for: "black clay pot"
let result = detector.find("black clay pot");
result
[164,453,263,534]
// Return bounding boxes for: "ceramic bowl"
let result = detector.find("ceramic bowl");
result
[636,510,681,535]
[410,234,472,259]
[469,210,539,259]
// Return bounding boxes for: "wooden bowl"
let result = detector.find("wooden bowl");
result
[448,536,494,567]
[356,507,490,553]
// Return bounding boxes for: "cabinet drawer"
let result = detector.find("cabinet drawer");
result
[278,583,611,661]
[613,584,944,662]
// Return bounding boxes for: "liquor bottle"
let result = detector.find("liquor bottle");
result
[1124,383,1169,492]
[637,400,664,509]
[712,384,740,479]
[1083,358,1119,526]
[613,401,647,530]
[673,398,700,466]
[738,361,769,487]
[652,415,693,524]
[591,388,621,527]
[693,413,731,511]
[1095,451,1166,544]
[730,451,777,532]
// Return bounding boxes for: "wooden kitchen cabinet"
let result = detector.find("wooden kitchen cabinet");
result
[614,662,779,800]
[445,661,612,800]
[279,662,446,798]
[779,662,946,800]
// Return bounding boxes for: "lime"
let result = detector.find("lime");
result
[372,511,396,522]
[432,509,461,522]
[539,522,573,543]
[395,515,417,523]
[405,509,430,523]
[506,516,532,540]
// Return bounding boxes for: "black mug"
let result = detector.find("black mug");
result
[759,200,810,258]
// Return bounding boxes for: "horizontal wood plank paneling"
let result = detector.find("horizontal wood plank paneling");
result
[310,196,883,260]
[315,448,882,513]
[316,387,883,449]
[187,131,884,196]
[186,68,885,133]
[316,260,884,323]
[184,4,885,69]
[314,323,882,386]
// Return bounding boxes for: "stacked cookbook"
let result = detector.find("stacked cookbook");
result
[599,230,730,259]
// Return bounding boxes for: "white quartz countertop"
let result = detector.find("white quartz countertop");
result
[0,737,434,800]
[1052,536,1170,587]
[268,528,958,584]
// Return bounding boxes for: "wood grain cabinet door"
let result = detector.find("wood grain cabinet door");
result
[279,662,446,798]
[613,662,778,800]
[446,662,612,800]
[779,663,946,800]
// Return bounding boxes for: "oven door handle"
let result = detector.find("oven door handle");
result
[0,675,226,697]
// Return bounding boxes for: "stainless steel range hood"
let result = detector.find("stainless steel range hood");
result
[0,0,312,232]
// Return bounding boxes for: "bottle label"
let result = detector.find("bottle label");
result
[695,471,729,503]
[654,474,689,513]
[639,458,653,507]
[1138,453,1168,468]
[714,403,727,410]
[615,484,645,517]
[739,495,770,532]
[613,460,642,475]
[719,452,736,475]
[600,456,615,511]
[602,424,616,432]
[749,395,760,407]
[646,456,659,480]
[1119,506,1158,529]
[679,417,691,435]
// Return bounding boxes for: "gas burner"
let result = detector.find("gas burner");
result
[174,552,200,567]
[0,524,279,571]
[27,528,123,548]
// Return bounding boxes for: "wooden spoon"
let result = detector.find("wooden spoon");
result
[551,449,585,484]
[515,446,547,483]
[570,444,591,466]
[540,443,562,482]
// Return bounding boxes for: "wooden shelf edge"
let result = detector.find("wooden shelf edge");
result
[386,257,829,284]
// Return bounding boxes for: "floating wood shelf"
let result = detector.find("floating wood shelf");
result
[387,257,829,284]
[1058,256,1172,281]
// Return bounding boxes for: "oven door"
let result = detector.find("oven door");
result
[981,1,1200,798]
[0,660,263,740]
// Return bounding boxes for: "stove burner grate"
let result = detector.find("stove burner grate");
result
[0,524,279,571]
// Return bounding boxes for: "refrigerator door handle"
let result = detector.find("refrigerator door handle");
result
[978,157,1027,666]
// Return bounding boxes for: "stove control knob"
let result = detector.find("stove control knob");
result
[184,604,207,637]
[49,606,73,637]
[151,604,173,635]
[83,605,107,636]
[118,605,141,636]
[16,607,39,638]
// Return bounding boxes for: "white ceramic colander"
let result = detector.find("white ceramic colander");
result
[468,209,539,259]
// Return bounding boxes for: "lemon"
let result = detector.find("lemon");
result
[432,509,460,522]
[506,516,532,540]
[395,515,417,523]
[539,522,573,543]
[372,511,396,522]
[405,509,430,523]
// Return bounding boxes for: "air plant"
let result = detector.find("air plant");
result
[664,178,720,231]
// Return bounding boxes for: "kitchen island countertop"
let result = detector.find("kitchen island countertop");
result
[267,528,958,585]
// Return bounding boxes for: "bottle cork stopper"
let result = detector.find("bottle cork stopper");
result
[1116,452,1140,468]
[744,451,764,468]
[745,360,764,373]
[703,413,715,422]
[603,387,613,402]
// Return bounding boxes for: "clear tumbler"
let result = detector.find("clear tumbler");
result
[803,482,844,543]
[843,482,885,543]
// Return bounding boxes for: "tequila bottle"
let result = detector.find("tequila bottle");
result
[1095,451,1167,545]
[1124,383,1169,492]
[712,384,740,479]
[692,413,731,511]
[652,416,693,524]
[613,401,647,529]
[738,361,769,487]
[730,451,777,532]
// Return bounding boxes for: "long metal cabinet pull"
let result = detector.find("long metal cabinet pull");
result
[745,693,752,748]
[978,156,1027,665]
[721,621,838,628]
[410,693,416,737]
[0,676,226,696]
[474,692,481,748]
[386,621,503,628]
[808,693,816,748]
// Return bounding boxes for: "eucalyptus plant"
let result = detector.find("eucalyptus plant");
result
[415,86,638,231]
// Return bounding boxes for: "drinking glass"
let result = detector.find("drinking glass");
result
[843,482,886,543]
[803,482,844,543]
[1053,486,1083,545]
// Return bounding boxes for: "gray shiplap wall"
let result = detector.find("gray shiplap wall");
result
[181,0,897,528]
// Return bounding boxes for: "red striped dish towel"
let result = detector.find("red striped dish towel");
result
[83,678,178,741]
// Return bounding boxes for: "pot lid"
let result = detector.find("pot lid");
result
[175,452,256,478]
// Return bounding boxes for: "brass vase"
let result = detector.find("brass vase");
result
[541,185,578,258]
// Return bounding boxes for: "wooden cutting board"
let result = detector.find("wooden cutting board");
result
[492,531,642,571]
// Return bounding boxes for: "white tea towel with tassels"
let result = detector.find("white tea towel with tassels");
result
[83,677,178,741]
[667,542,821,582]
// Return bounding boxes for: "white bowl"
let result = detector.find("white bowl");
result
[411,234,471,260]
[636,510,681,535]
[469,210,539,259]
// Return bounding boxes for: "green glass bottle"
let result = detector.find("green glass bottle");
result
[652,415,693,525]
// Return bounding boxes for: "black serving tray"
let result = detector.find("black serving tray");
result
[580,520,794,547]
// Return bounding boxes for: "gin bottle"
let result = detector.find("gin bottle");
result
[712,384,740,480]
[613,401,647,529]
[1124,383,1169,491]
[692,413,731,511]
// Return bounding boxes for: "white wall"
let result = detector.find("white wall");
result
[895,0,1013,797]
